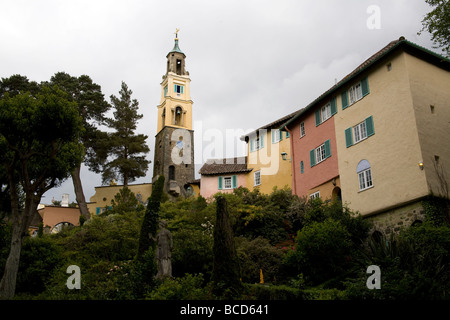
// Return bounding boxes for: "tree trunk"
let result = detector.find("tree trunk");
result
[0,188,37,299]
[71,166,90,221]
[0,223,23,299]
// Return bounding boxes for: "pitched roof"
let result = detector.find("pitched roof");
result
[279,37,450,130]
[198,156,252,175]
[240,109,300,140]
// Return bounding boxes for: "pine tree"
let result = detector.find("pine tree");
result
[101,81,150,186]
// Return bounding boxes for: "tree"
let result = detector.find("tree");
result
[0,83,84,299]
[49,72,111,221]
[419,0,450,57]
[101,82,150,186]
[137,175,165,259]
[212,195,243,297]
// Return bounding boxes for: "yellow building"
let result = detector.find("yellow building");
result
[87,182,152,215]
[333,37,450,218]
[240,112,297,194]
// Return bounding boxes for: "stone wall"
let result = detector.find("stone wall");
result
[368,200,425,236]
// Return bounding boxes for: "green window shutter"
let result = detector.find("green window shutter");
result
[96,207,100,215]
[271,130,275,143]
[310,149,316,167]
[232,175,237,188]
[315,109,321,126]
[324,139,331,158]
[365,115,375,136]
[218,176,223,190]
[300,161,304,174]
[345,127,353,148]
[286,131,290,138]
[279,130,283,141]
[361,77,369,96]
[250,139,254,152]
[330,97,337,115]
[181,85,184,94]
[341,90,349,110]
[174,84,177,92]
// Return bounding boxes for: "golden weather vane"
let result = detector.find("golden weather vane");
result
[175,28,180,40]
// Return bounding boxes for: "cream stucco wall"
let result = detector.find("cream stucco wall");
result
[157,73,193,132]
[405,53,450,198]
[246,129,292,194]
[88,183,152,216]
[335,51,430,215]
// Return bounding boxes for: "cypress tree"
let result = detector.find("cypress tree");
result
[212,195,243,298]
[137,175,165,259]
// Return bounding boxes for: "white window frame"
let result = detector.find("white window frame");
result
[353,121,368,144]
[348,82,363,105]
[315,144,326,164]
[254,170,261,186]
[300,122,305,138]
[310,191,320,200]
[358,168,373,191]
[223,176,233,190]
[321,102,332,123]
[272,129,281,143]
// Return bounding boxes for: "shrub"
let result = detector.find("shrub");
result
[288,218,354,285]
[235,237,284,284]
[147,273,211,300]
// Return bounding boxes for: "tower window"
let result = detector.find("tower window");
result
[176,59,182,74]
[169,165,175,180]
[174,106,183,126]
[174,84,184,94]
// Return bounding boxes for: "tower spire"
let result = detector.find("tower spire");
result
[170,28,184,55]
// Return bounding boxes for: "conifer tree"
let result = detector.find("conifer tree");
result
[101,81,150,186]
[212,195,243,298]
[137,175,165,259]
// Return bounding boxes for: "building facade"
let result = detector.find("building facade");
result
[152,32,195,197]
[281,37,450,233]
[198,157,252,199]
[241,112,296,194]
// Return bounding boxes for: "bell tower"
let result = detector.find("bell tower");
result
[153,30,195,197]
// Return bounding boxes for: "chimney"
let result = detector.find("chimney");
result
[61,193,69,207]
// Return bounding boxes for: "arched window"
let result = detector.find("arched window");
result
[357,159,373,191]
[174,106,183,126]
[169,165,175,180]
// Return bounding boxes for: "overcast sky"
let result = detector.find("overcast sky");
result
[0,0,437,204]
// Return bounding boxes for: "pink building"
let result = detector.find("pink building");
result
[198,157,252,199]
[281,96,341,201]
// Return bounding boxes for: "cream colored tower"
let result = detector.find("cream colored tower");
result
[156,31,193,133]
[153,30,195,197]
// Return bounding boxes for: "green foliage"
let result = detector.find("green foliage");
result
[16,236,63,295]
[419,0,450,57]
[137,175,165,259]
[100,81,150,186]
[244,283,303,300]
[212,195,243,298]
[344,221,450,299]
[107,186,145,215]
[289,218,354,285]
[422,194,450,226]
[236,237,284,284]
[147,273,211,300]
